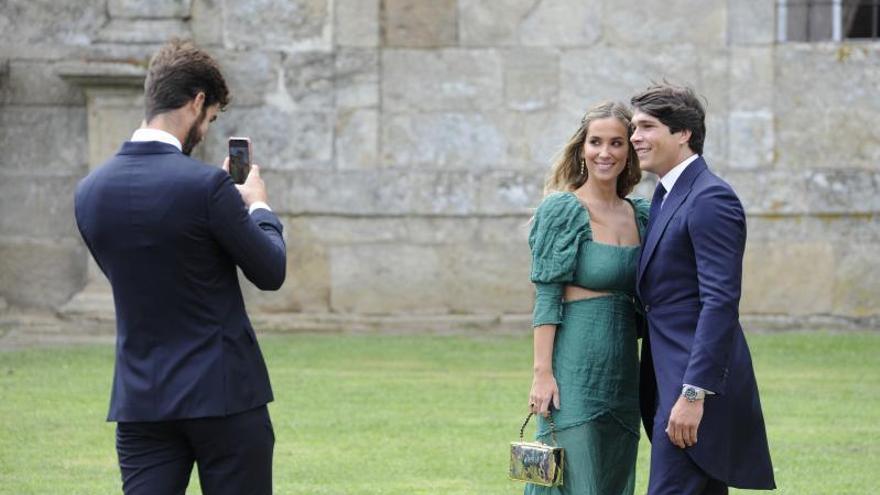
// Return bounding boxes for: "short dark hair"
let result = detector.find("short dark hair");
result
[631,83,706,155]
[143,39,230,121]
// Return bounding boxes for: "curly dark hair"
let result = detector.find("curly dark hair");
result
[144,38,230,121]
[630,83,706,155]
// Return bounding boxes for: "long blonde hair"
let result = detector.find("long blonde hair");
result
[544,101,641,198]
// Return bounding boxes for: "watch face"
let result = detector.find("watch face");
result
[684,387,697,401]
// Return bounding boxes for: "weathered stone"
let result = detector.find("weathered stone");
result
[381,49,502,112]
[459,0,601,47]
[284,216,482,245]
[190,0,223,46]
[335,49,379,109]
[108,0,192,18]
[0,238,87,309]
[477,170,546,215]
[728,0,775,45]
[0,61,86,105]
[224,0,330,51]
[833,243,880,318]
[727,111,773,169]
[730,47,773,112]
[83,88,147,166]
[747,215,880,243]
[0,107,88,174]
[803,170,880,214]
[336,109,378,169]
[335,0,379,47]
[203,106,334,169]
[329,244,446,314]
[278,51,335,110]
[95,19,190,44]
[0,175,80,238]
[382,0,457,48]
[775,45,880,169]
[381,112,506,169]
[217,50,280,107]
[440,243,532,313]
[494,109,582,168]
[718,170,809,215]
[741,242,835,316]
[478,217,532,244]
[601,0,726,47]
[502,48,559,112]
[0,0,106,47]
[240,235,330,313]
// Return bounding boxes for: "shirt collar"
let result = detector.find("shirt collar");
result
[659,154,699,194]
[131,128,182,151]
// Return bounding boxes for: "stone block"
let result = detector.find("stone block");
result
[381,0,457,48]
[0,61,85,106]
[329,244,446,314]
[440,243,532,313]
[190,0,223,46]
[0,238,87,309]
[335,0,379,47]
[280,51,335,111]
[224,0,330,51]
[730,47,773,112]
[502,48,559,112]
[336,109,378,169]
[775,45,880,169]
[0,107,88,175]
[108,0,192,18]
[718,170,809,215]
[381,49,502,112]
[95,19,190,44]
[217,50,281,107]
[335,48,379,109]
[293,216,481,245]
[741,242,835,316]
[477,170,546,215]
[804,170,880,215]
[0,174,80,238]
[833,243,880,317]
[381,112,506,169]
[0,0,106,47]
[458,0,601,47]
[203,106,334,169]
[727,111,773,169]
[494,109,583,168]
[601,0,726,47]
[478,217,532,244]
[727,0,775,45]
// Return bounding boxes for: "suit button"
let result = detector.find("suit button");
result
[644,305,651,313]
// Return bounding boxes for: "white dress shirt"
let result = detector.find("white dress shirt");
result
[130,128,270,214]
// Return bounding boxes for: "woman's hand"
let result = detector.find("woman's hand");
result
[529,370,560,417]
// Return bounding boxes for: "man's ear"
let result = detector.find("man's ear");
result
[190,92,206,116]
[678,128,692,146]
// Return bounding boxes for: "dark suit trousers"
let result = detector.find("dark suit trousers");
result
[116,405,274,495]
[648,420,728,495]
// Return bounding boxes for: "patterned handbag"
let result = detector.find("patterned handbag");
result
[508,412,564,487]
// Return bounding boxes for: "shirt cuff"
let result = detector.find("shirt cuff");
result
[684,383,715,395]
[248,201,271,214]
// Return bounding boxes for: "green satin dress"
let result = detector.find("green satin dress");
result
[525,192,649,495]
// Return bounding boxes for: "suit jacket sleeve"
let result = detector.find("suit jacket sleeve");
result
[683,185,746,394]
[207,170,287,291]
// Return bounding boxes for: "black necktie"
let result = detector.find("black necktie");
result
[646,183,666,236]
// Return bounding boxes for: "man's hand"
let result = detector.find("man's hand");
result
[666,396,704,449]
[223,157,268,207]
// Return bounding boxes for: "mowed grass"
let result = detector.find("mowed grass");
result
[0,331,878,494]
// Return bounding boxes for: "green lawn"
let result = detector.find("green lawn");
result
[0,331,878,494]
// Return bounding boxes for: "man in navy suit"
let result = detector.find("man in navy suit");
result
[74,39,286,494]
[631,84,775,494]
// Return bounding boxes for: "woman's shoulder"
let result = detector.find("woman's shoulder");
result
[535,191,584,219]
[627,195,651,225]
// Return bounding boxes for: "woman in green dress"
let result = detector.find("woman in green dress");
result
[526,101,649,495]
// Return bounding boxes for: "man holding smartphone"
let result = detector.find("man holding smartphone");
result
[74,39,285,495]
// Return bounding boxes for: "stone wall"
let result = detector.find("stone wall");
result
[0,0,877,329]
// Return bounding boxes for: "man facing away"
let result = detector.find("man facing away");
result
[74,39,286,494]
[631,84,775,495]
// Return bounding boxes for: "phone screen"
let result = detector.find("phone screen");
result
[228,138,251,184]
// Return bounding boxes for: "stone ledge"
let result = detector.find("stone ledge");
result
[56,61,147,88]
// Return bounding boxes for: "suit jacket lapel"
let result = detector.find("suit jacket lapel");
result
[637,158,708,288]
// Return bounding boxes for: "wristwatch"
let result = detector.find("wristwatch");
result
[681,385,706,403]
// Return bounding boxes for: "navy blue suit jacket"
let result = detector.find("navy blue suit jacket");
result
[74,141,286,422]
[637,157,775,489]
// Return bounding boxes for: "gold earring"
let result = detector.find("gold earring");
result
[580,158,586,176]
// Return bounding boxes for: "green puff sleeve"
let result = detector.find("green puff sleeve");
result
[628,196,651,240]
[528,192,590,327]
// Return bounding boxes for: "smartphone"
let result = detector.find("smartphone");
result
[228,137,252,184]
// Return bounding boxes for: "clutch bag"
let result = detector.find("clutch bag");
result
[508,412,564,487]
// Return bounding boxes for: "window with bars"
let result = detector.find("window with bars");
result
[777,0,880,41]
